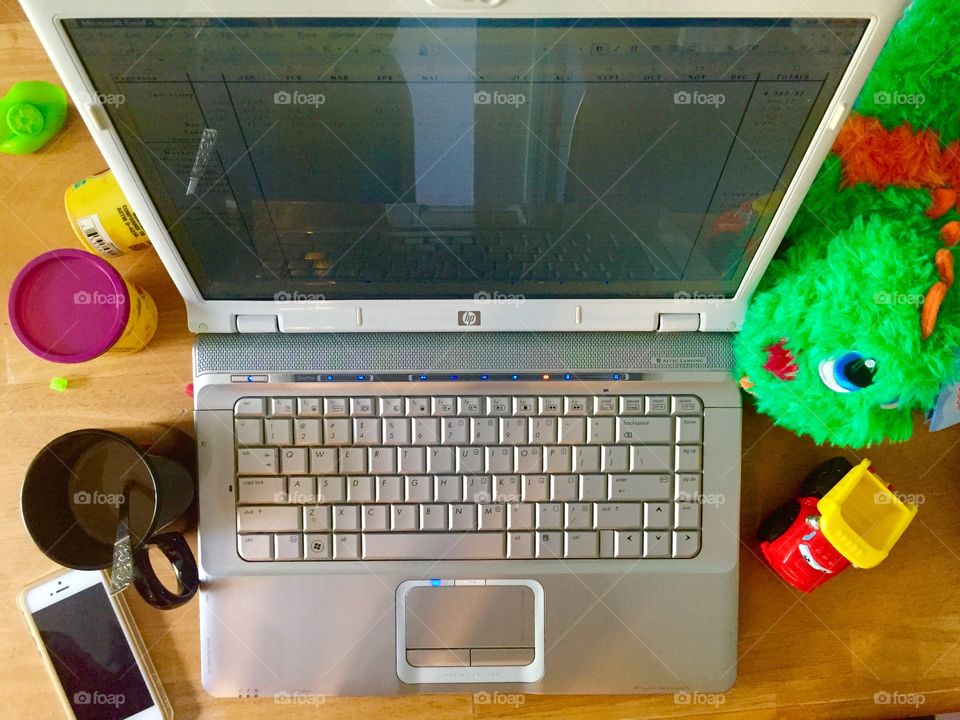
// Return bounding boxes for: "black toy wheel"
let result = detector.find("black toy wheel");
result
[757,500,801,543]
[800,457,854,498]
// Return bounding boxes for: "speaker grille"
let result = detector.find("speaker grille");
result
[195,332,733,374]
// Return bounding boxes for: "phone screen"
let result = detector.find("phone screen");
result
[33,583,155,720]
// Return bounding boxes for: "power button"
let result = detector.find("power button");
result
[826,102,848,131]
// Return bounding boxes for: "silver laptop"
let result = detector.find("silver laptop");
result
[25,0,904,696]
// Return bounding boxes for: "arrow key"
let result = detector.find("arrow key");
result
[643,530,670,558]
[643,502,672,530]
[614,530,641,558]
[673,530,701,558]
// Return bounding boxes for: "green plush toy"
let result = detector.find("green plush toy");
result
[734,0,960,447]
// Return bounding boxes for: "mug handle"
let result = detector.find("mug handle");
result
[132,532,199,610]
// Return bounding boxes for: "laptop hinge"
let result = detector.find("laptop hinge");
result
[235,315,279,333]
[657,313,701,332]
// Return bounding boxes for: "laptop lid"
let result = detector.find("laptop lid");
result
[23,0,907,333]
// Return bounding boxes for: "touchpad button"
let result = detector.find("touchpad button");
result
[404,585,535,665]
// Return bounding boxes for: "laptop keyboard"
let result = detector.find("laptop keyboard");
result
[233,393,704,561]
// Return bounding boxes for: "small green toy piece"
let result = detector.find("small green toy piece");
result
[48,377,69,393]
[0,81,68,155]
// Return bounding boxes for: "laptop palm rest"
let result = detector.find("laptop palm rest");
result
[396,579,545,684]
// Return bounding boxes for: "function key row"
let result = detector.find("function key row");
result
[235,395,703,418]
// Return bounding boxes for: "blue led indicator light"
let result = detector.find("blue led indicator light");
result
[480,374,489,381]
[512,374,519,381]
[356,375,366,381]
[326,375,334,381]
[450,375,458,381]
[613,373,621,380]
[430,578,441,587]
[246,375,254,382]
[564,373,572,381]
[419,375,428,381]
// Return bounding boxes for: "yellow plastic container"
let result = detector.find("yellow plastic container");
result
[817,459,917,569]
[65,169,152,257]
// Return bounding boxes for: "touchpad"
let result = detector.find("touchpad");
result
[398,580,544,677]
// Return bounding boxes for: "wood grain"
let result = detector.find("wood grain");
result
[2,8,960,719]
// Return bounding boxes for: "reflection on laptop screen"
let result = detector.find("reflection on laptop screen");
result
[62,18,867,301]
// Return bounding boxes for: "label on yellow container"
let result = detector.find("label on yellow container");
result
[66,169,152,257]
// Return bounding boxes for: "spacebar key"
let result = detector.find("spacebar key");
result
[362,533,505,559]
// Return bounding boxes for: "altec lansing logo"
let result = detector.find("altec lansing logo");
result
[458,311,481,326]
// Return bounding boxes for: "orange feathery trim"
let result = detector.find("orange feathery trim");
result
[941,221,960,247]
[921,281,949,339]
[936,249,955,287]
[832,114,946,189]
[941,141,960,192]
[927,187,957,219]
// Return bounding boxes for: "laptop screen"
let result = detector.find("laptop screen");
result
[62,18,867,302]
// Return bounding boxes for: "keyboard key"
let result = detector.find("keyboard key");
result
[323,418,351,445]
[318,476,346,503]
[644,530,671,558]
[288,476,316,504]
[400,447,427,474]
[465,475,492,502]
[334,534,361,560]
[515,446,542,474]
[269,398,295,417]
[235,398,265,417]
[564,502,593,530]
[515,397,537,415]
[565,531,598,558]
[471,418,499,444]
[617,417,672,443]
[275,533,302,560]
[305,533,331,559]
[676,445,702,472]
[379,398,404,416]
[529,418,557,444]
[337,448,366,474]
[370,447,398,473]
[235,419,262,445]
[645,396,670,415]
[608,474,672,501]
[304,505,331,531]
[478,504,506,530]
[406,398,431,416]
[413,418,440,445]
[486,446,513,473]
[237,448,278,475]
[500,418,527,444]
[494,475,521,502]
[674,502,701,529]
[362,532,504,560]
[347,476,375,503]
[238,506,300,533]
[238,477,286,504]
[442,418,469,445]
[508,502,534,530]
[384,418,411,445]
[614,530,641,558]
[564,397,588,415]
[297,398,321,416]
[405,475,433,502]
[595,503,642,529]
[600,529,615,558]
[673,530,701,558]
[458,397,484,415]
[264,419,292,446]
[310,448,338,475]
[324,398,348,416]
[672,396,703,415]
[353,418,382,445]
[238,534,272,560]
[522,474,550,502]
[644,502,672,529]
[588,417,615,444]
[619,396,644,415]
[573,446,601,473]
[507,532,535,558]
[435,475,463,502]
[536,531,563,558]
[294,419,321,445]
[351,397,375,416]
[488,397,511,415]
[677,416,702,443]
[550,474,579,501]
[601,446,629,472]
[432,397,456,415]
[281,448,308,475]
[420,504,448,530]
[536,502,564,530]
[458,447,485,474]
[593,396,618,415]
[559,417,586,444]
[427,447,455,473]
[539,397,562,414]
[676,474,702,501]
[392,504,419,531]
[631,446,673,471]
[376,476,403,502]
[333,505,360,532]
[449,504,477,530]
[579,474,606,501]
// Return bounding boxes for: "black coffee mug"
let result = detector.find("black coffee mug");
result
[21,429,199,609]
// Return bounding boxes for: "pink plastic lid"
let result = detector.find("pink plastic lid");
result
[8,249,131,363]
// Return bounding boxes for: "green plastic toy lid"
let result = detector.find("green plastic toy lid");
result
[0,81,67,155]
[6,102,45,136]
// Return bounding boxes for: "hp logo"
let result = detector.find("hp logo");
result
[458,310,481,326]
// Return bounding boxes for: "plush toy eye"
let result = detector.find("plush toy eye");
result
[818,352,877,393]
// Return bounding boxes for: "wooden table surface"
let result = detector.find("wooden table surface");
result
[3,4,960,718]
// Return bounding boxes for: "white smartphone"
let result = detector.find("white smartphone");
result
[18,569,173,720]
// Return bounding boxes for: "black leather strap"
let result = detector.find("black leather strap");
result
[132,532,199,610]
